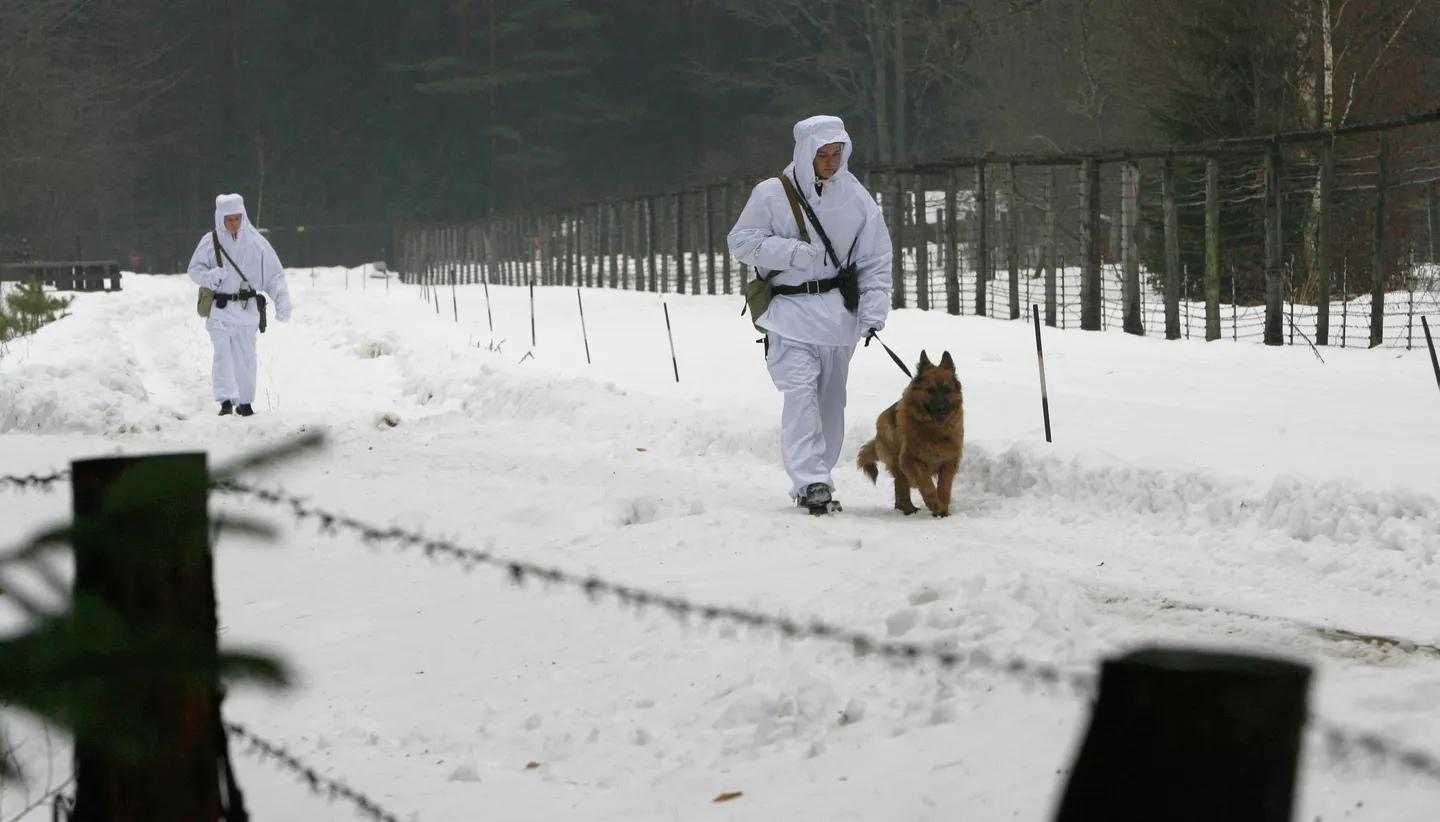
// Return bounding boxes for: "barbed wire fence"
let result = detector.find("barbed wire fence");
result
[395,108,1440,353]
[5,472,1440,818]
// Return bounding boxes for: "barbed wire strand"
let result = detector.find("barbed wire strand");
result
[210,478,1096,697]
[1312,718,1440,784]
[224,721,406,822]
[9,471,1440,785]
[0,473,69,493]
[1,776,72,822]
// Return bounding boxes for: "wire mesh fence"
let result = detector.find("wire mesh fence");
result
[397,109,1440,351]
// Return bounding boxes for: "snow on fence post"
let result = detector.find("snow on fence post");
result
[70,453,227,822]
[1122,161,1143,335]
[1371,133,1390,348]
[1162,157,1181,339]
[1205,157,1222,341]
[1056,647,1310,822]
[976,163,991,317]
[1317,136,1334,345]
[944,168,960,316]
[1080,158,1101,330]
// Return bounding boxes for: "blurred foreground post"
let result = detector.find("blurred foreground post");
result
[1057,647,1310,822]
[70,453,228,822]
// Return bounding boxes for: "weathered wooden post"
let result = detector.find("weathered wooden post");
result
[891,173,907,309]
[1162,157,1181,339]
[1008,162,1022,320]
[945,168,960,316]
[1044,168,1058,327]
[675,192,687,295]
[1080,158,1102,330]
[911,174,927,310]
[70,453,226,822]
[1121,161,1143,335]
[1057,647,1310,822]
[1264,142,1284,345]
[1205,158,1222,340]
[722,183,735,295]
[1317,136,1334,345]
[976,164,990,317]
[1371,134,1390,348]
[646,197,658,293]
[705,185,717,295]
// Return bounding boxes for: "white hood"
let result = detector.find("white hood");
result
[213,193,261,258]
[785,115,854,197]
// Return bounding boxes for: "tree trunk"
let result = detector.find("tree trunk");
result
[864,1,892,165]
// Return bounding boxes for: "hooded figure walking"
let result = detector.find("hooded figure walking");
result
[728,115,894,514]
[188,193,293,416]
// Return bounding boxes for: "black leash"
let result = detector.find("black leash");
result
[865,330,912,379]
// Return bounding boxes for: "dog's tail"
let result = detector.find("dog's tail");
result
[857,439,879,484]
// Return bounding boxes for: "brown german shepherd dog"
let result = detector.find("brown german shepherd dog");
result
[857,351,965,517]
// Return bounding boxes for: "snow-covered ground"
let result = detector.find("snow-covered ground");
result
[2,267,1438,821]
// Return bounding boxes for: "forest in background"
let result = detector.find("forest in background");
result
[2,0,1436,247]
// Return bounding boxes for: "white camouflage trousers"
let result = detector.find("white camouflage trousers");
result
[765,334,855,498]
[208,323,259,404]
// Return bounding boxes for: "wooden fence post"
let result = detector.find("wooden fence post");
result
[945,169,960,315]
[675,192,687,295]
[70,453,223,822]
[1264,142,1284,345]
[1008,162,1022,320]
[915,174,930,311]
[1317,137,1334,345]
[1205,158,1222,341]
[891,174,907,309]
[1122,161,1143,335]
[1371,133,1389,348]
[722,183,735,295]
[1080,158,1102,330]
[976,164,990,317]
[705,185,717,295]
[646,197,658,292]
[1162,158,1181,339]
[1044,168,1058,328]
[1057,647,1310,822]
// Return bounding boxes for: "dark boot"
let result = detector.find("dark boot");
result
[219,400,233,416]
[800,483,841,515]
[235,403,254,417]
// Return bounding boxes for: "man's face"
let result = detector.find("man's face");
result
[223,214,243,235]
[813,142,844,180]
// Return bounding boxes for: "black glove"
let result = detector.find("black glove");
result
[863,328,878,347]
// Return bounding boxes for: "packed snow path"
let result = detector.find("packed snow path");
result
[3,269,1438,820]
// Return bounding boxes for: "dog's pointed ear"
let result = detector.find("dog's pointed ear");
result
[917,351,933,374]
[940,351,955,370]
